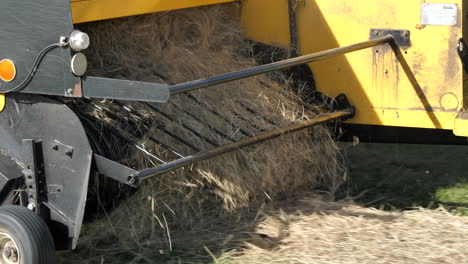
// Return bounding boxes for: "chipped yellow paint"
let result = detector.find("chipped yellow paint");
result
[71,0,235,23]
[242,0,465,131]
[0,94,5,112]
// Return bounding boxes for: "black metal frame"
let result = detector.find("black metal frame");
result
[0,94,93,249]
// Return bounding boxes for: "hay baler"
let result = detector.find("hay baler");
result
[0,0,464,263]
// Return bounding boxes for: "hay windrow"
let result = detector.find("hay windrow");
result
[230,199,468,264]
[65,3,343,261]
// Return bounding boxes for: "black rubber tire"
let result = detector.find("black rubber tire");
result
[0,205,56,264]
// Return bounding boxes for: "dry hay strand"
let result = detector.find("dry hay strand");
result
[63,3,344,262]
[230,198,468,264]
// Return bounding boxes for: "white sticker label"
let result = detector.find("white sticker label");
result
[421,3,457,26]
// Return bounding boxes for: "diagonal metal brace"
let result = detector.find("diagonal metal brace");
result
[79,35,394,103]
[136,108,354,182]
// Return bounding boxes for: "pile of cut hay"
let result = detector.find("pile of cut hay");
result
[61,3,344,262]
[229,198,468,264]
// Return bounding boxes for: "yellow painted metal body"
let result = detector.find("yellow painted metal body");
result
[71,0,235,23]
[242,0,466,133]
[70,0,468,135]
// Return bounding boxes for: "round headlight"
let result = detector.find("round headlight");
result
[69,30,90,52]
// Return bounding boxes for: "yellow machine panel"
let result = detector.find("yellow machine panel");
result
[71,0,235,23]
[0,95,4,112]
[242,0,465,132]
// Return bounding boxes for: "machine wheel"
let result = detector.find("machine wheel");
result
[0,206,55,264]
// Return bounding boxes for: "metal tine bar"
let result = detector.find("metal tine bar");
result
[138,109,353,181]
[238,100,279,127]
[274,88,322,115]
[79,110,167,164]
[144,103,220,148]
[185,97,264,135]
[239,95,325,127]
[280,94,323,115]
[231,110,266,132]
[91,103,185,160]
[185,94,251,137]
[91,103,145,136]
[254,80,324,114]
[134,145,167,164]
[168,102,238,142]
[112,101,201,153]
[169,35,394,95]
[74,111,114,155]
[95,75,249,143]
[147,136,185,159]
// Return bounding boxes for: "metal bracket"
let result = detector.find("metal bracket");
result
[82,76,170,103]
[457,38,468,74]
[370,29,410,47]
[22,139,49,217]
[93,154,139,186]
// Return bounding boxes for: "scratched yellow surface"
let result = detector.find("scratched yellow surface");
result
[242,0,465,130]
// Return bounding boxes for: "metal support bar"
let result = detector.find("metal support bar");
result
[82,76,170,103]
[288,0,299,52]
[169,35,394,95]
[136,109,353,181]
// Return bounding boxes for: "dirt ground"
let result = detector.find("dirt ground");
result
[58,142,468,264]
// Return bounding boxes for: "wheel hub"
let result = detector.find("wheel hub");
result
[0,233,19,264]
